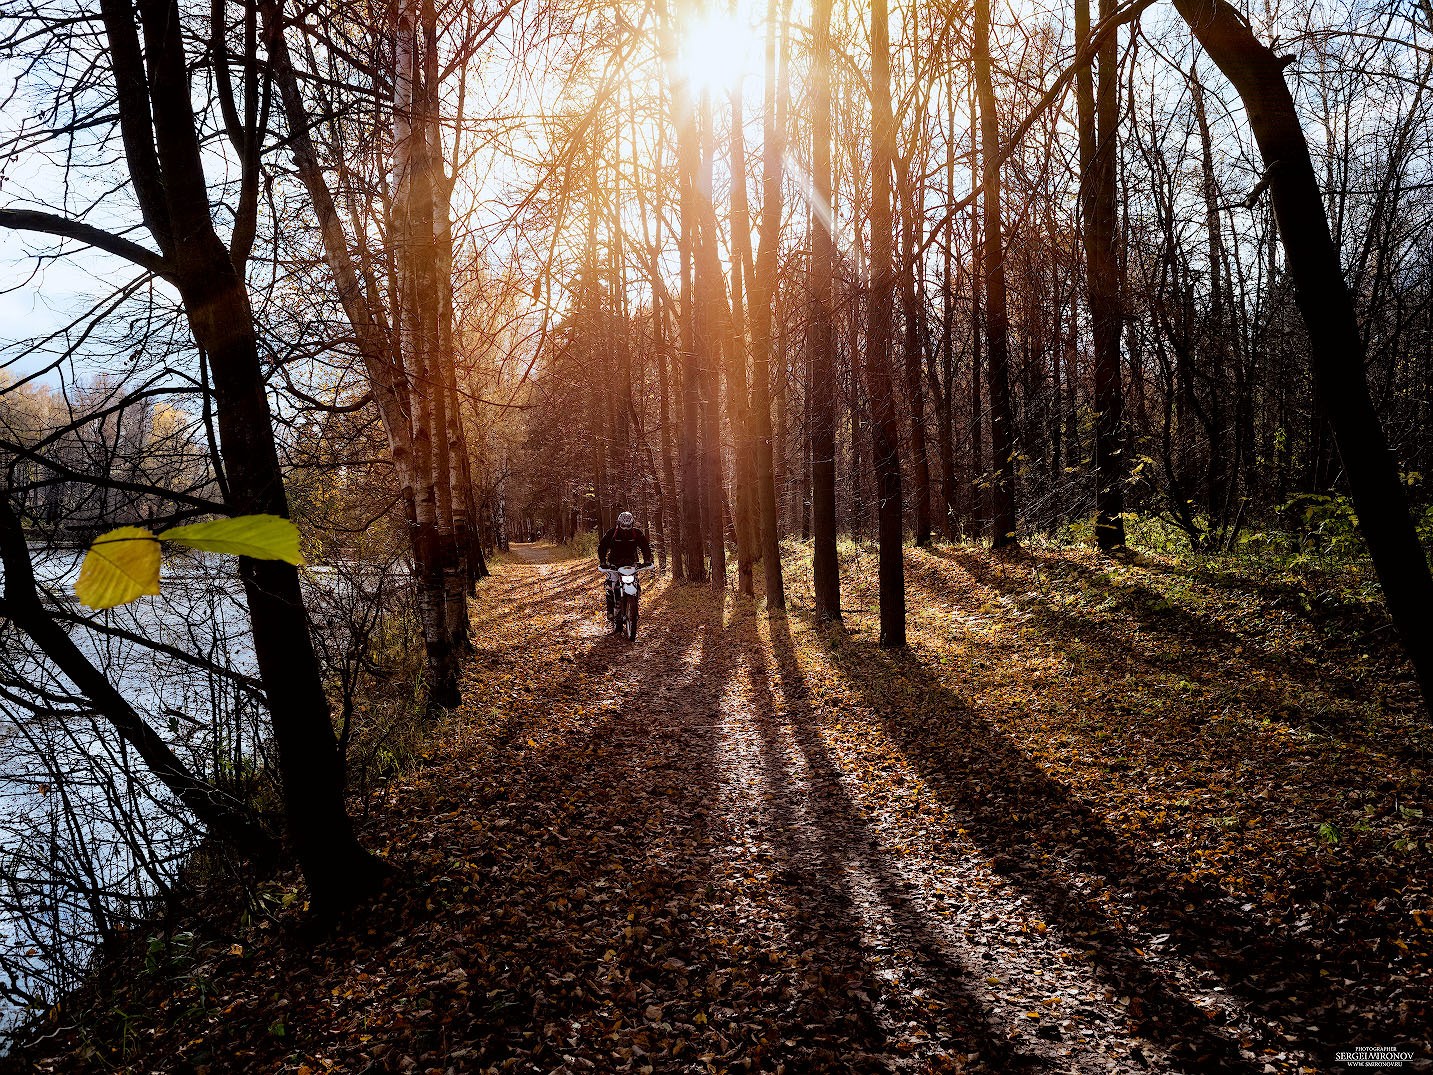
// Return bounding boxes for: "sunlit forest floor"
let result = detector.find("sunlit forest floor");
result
[21,539,1432,1073]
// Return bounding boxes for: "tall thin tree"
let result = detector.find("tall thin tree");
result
[1079,0,1127,549]
[866,0,907,646]
[809,0,841,620]
[974,0,1018,548]
[1172,0,1433,713]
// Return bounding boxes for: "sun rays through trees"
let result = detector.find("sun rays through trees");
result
[2,0,1432,1062]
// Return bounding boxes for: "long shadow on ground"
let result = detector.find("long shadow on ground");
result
[733,609,1037,1072]
[918,547,1418,747]
[352,583,743,1071]
[810,610,1425,1071]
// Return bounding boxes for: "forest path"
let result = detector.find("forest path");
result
[356,542,1327,1074]
[32,541,1428,1074]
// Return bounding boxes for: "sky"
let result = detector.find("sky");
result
[0,241,157,388]
[0,45,150,388]
[3,0,1429,394]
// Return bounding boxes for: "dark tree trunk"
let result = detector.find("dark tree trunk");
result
[190,278,385,908]
[635,79,683,578]
[93,0,385,911]
[749,0,788,612]
[1079,0,1127,549]
[809,0,841,621]
[1191,71,1237,544]
[696,93,727,589]
[1174,0,1433,713]
[899,168,933,548]
[866,0,907,647]
[723,84,760,599]
[975,0,1019,548]
[849,362,866,540]
[937,70,959,542]
[968,152,986,540]
[667,0,706,584]
[657,301,683,578]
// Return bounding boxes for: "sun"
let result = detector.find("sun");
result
[676,7,760,95]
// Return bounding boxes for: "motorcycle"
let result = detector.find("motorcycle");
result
[601,564,653,641]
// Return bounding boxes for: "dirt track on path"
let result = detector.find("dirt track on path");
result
[417,544,1280,1073]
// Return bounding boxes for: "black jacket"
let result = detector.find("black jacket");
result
[598,525,653,568]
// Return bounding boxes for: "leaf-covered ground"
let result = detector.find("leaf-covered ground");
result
[19,540,1432,1073]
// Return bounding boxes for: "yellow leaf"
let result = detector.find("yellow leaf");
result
[75,527,160,609]
[159,514,304,564]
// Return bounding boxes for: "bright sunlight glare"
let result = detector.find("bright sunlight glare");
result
[676,8,760,95]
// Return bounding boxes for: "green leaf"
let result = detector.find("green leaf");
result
[159,514,304,565]
[75,527,161,609]
[1318,821,1342,847]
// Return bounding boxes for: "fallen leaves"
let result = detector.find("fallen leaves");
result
[16,540,1431,1074]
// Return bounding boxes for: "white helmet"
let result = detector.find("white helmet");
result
[617,511,635,528]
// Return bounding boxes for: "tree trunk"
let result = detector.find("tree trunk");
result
[975,0,1019,548]
[809,0,840,621]
[748,0,788,611]
[696,92,728,589]
[938,69,959,542]
[433,179,472,650]
[418,0,465,654]
[966,81,986,540]
[94,0,383,910]
[866,0,907,647]
[1080,0,1127,549]
[1192,70,1235,541]
[671,22,707,583]
[724,83,760,598]
[657,299,683,578]
[394,0,459,708]
[1173,0,1433,712]
[849,359,866,540]
[634,76,684,578]
[899,167,933,548]
[774,315,790,536]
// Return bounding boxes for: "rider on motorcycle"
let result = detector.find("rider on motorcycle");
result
[598,511,653,623]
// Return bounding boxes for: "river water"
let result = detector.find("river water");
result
[0,546,409,1043]
[0,546,259,1036]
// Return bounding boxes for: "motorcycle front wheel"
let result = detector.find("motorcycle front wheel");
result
[624,595,639,641]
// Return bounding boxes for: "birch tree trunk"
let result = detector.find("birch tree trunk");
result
[393,0,459,707]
